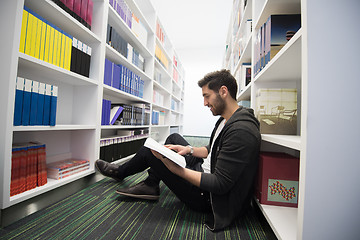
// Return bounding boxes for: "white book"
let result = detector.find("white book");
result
[144,137,186,168]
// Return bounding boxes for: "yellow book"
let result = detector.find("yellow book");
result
[24,12,34,56]
[34,17,42,59]
[64,35,72,71]
[39,20,47,61]
[55,30,62,67]
[53,29,58,66]
[29,15,39,58]
[48,26,55,64]
[59,32,66,68]
[19,9,29,53]
[44,23,51,63]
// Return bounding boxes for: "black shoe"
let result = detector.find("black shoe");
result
[116,181,160,200]
[95,159,123,182]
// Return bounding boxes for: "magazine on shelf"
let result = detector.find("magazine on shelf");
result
[144,138,186,168]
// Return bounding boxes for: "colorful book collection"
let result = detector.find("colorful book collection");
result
[155,44,169,70]
[19,6,92,78]
[103,58,144,98]
[151,110,165,125]
[14,77,58,126]
[254,14,301,76]
[47,159,90,180]
[233,19,252,69]
[236,63,251,94]
[100,133,148,163]
[51,0,94,30]
[131,14,148,47]
[171,99,179,112]
[156,21,165,44]
[109,0,133,29]
[153,90,164,106]
[11,142,47,197]
[101,101,150,126]
[128,45,145,71]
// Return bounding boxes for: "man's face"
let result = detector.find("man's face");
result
[202,85,226,116]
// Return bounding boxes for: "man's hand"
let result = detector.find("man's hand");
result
[150,149,183,176]
[164,144,190,156]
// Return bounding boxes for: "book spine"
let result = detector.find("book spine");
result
[50,85,58,126]
[36,83,45,125]
[14,77,25,126]
[19,8,29,53]
[43,84,52,125]
[21,79,32,126]
[29,80,39,126]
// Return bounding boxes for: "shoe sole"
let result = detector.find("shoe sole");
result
[115,190,160,200]
[95,161,122,182]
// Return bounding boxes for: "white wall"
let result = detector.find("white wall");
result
[150,0,232,136]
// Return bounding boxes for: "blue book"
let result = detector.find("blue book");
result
[104,58,112,86]
[21,79,32,126]
[36,83,45,125]
[49,85,58,126]
[43,84,52,125]
[112,64,120,89]
[14,77,25,126]
[110,106,123,125]
[101,99,105,125]
[29,80,39,125]
[120,65,125,91]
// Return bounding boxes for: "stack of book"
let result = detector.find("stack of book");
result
[52,0,94,30]
[103,58,144,98]
[14,77,57,126]
[47,159,90,180]
[151,110,165,125]
[11,142,47,196]
[19,6,91,77]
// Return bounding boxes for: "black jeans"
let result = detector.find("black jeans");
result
[119,133,211,212]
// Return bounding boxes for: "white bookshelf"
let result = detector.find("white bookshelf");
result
[226,0,360,239]
[0,0,184,210]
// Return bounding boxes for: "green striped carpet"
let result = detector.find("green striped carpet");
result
[0,171,276,240]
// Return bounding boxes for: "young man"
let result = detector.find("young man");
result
[95,69,261,230]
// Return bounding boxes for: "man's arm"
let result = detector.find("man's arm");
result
[166,145,208,158]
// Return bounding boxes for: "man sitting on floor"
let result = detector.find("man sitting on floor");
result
[96,69,261,231]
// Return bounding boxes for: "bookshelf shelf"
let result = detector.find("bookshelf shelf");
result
[261,134,301,150]
[1,0,184,211]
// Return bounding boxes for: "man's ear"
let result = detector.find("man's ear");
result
[219,86,228,98]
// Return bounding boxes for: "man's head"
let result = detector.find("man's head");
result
[198,69,238,116]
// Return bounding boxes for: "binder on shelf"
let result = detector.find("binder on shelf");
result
[50,85,58,126]
[112,63,121,89]
[43,84,52,125]
[24,8,34,56]
[29,80,39,125]
[63,32,73,71]
[14,77,25,126]
[104,58,113,86]
[39,19,47,61]
[21,79,32,126]
[19,8,28,53]
[86,0,94,28]
[36,83,45,125]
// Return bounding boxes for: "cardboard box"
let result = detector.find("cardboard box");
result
[256,151,300,207]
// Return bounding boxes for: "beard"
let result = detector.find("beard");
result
[209,94,226,116]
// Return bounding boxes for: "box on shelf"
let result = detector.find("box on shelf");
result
[256,88,297,135]
[256,151,300,208]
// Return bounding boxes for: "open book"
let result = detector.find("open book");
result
[144,137,186,168]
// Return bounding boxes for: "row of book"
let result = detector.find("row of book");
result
[152,110,165,125]
[156,20,165,44]
[153,90,164,106]
[254,14,301,76]
[232,19,252,69]
[52,0,93,30]
[104,58,145,98]
[11,142,47,196]
[171,99,179,112]
[20,6,92,77]
[101,100,150,126]
[14,77,58,126]
[232,0,249,37]
[155,44,169,70]
[107,24,128,59]
[100,133,148,162]
[47,159,90,180]
[109,0,133,29]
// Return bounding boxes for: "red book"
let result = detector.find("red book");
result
[256,151,300,207]
[11,146,22,196]
[27,144,37,190]
[86,0,93,27]
[30,141,47,187]
[73,0,81,17]
[80,0,88,22]
[66,0,74,11]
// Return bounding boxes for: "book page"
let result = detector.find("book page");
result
[144,138,186,168]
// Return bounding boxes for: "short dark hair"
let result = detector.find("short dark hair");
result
[197,69,238,100]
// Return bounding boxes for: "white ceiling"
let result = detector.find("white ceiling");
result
[150,0,233,51]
